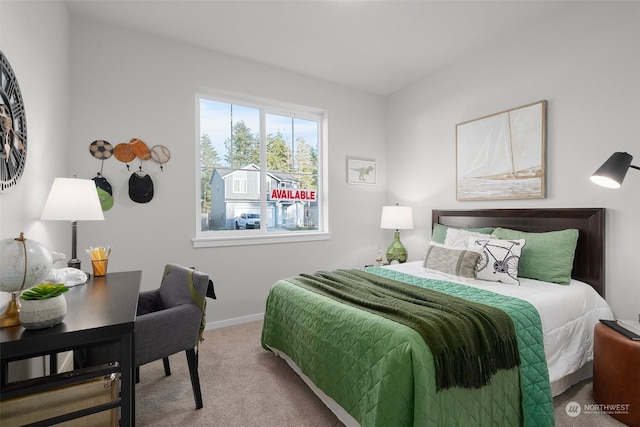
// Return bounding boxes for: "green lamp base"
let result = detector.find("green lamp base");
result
[386,230,408,263]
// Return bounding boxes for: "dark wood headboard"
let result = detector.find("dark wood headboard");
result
[432,208,605,297]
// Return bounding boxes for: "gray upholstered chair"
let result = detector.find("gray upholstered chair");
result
[76,264,213,409]
[135,264,210,409]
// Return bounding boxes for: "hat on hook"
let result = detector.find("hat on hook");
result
[92,174,114,211]
[130,138,151,161]
[128,171,154,203]
[89,140,113,160]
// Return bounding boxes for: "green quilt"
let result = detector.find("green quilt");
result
[261,267,554,426]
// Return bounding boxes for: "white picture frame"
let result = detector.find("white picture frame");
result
[347,158,376,185]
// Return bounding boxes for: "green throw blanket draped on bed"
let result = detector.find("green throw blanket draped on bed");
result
[289,269,520,391]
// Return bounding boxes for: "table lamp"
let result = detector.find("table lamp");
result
[380,204,414,264]
[41,177,104,270]
[590,152,638,188]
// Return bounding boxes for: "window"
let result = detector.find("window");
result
[195,90,328,246]
[233,178,247,194]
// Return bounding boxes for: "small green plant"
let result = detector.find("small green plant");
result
[20,283,69,300]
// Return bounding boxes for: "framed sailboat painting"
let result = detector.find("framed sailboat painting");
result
[456,100,546,201]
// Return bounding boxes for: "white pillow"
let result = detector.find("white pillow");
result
[445,228,494,248]
[468,237,525,285]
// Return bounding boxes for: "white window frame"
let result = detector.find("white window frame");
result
[193,88,330,247]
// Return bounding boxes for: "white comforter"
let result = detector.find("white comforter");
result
[384,261,614,393]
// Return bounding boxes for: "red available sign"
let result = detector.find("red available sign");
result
[270,189,316,201]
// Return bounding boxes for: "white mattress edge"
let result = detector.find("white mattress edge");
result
[550,361,592,396]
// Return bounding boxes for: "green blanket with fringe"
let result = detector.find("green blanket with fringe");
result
[262,267,554,426]
[290,269,520,391]
[368,267,554,426]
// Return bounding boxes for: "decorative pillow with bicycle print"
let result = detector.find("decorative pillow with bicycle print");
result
[468,237,526,285]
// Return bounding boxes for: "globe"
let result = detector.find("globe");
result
[0,233,54,293]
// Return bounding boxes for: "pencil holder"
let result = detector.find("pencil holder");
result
[91,259,108,277]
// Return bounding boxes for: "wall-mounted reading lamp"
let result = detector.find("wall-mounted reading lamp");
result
[590,152,639,189]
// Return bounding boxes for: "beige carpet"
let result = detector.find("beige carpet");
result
[136,320,625,426]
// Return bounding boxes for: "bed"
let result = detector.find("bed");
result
[261,208,614,427]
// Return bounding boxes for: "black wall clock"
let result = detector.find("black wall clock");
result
[0,51,27,192]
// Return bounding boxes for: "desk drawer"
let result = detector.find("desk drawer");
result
[0,374,118,427]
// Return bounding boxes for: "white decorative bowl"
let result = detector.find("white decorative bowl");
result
[19,294,67,329]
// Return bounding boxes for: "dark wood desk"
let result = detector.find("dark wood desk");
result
[1,271,141,426]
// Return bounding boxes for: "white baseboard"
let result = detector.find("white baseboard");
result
[205,313,264,330]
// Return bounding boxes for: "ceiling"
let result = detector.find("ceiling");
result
[65,0,568,96]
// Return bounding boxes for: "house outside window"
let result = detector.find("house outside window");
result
[195,90,328,246]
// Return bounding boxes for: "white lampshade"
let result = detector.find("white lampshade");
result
[380,205,414,230]
[41,178,104,221]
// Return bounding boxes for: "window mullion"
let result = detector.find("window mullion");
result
[259,108,267,232]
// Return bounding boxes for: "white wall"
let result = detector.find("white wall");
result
[386,2,640,320]
[0,0,70,380]
[0,1,70,252]
[67,19,387,326]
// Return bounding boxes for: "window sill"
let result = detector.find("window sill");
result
[192,231,332,248]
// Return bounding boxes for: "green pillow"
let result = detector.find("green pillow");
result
[492,227,579,284]
[431,223,496,244]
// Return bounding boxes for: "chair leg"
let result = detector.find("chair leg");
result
[163,357,171,377]
[135,366,140,384]
[185,348,203,409]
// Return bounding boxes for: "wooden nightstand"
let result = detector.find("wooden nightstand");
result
[593,322,640,427]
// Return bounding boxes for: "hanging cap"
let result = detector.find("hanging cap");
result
[89,140,113,160]
[92,174,112,195]
[92,175,114,211]
[150,145,171,165]
[96,187,114,211]
[130,138,151,160]
[129,171,154,203]
[114,143,135,163]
